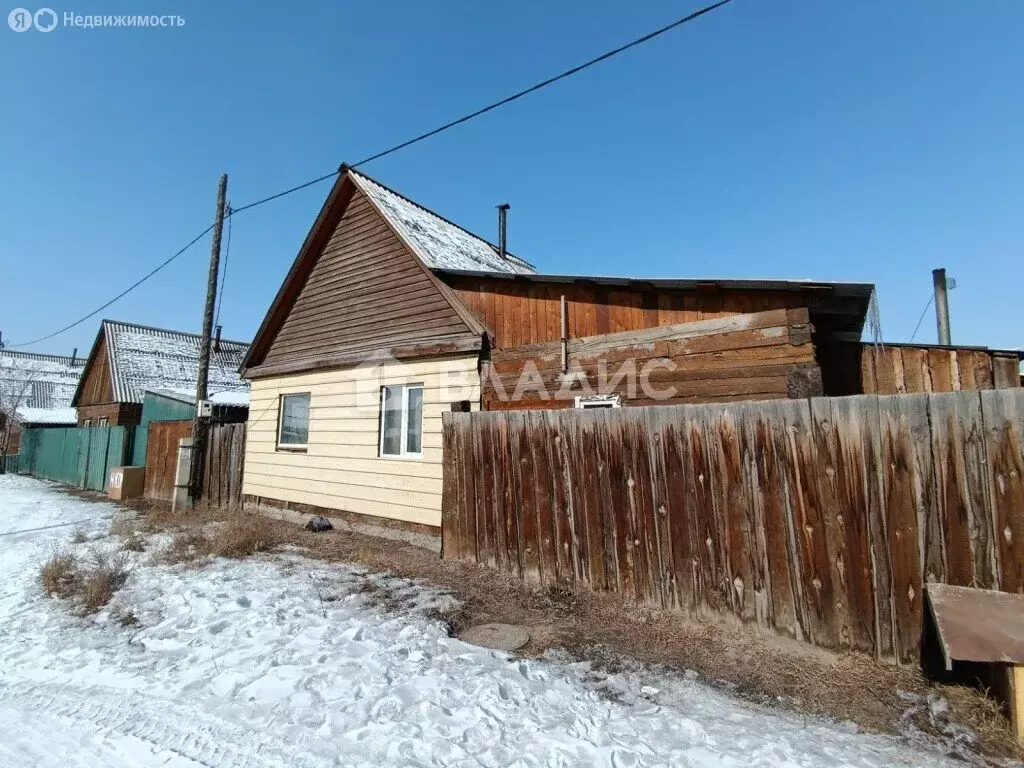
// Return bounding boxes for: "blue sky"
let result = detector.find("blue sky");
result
[2,0,1021,356]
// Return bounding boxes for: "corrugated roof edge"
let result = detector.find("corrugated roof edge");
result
[432,267,876,296]
[349,169,536,273]
[0,349,83,365]
[101,318,250,348]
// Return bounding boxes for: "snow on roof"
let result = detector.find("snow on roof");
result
[0,350,84,412]
[14,406,77,425]
[209,390,249,406]
[143,387,250,407]
[351,171,536,275]
[104,321,250,404]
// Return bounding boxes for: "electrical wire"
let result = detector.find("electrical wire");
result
[9,224,214,348]
[908,293,935,343]
[232,0,734,215]
[10,0,734,346]
[214,205,233,331]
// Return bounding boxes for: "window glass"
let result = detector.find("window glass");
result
[406,387,423,454]
[380,384,424,457]
[381,386,403,456]
[278,393,310,446]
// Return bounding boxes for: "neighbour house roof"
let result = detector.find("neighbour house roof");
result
[349,171,535,274]
[15,406,78,425]
[73,320,249,406]
[0,349,84,419]
[144,387,251,407]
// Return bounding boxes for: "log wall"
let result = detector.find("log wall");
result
[483,308,820,410]
[441,389,1024,663]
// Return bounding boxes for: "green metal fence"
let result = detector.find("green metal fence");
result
[18,426,134,491]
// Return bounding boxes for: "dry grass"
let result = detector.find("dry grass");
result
[40,550,79,598]
[70,529,89,544]
[158,511,280,564]
[206,513,280,558]
[79,552,130,614]
[121,532,146,552]
[109,514,137,538]
[161,530,211,564]
[39,548,130,615]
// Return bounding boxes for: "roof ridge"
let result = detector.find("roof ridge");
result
[102,318,249,347]
[348,168,535,270]
[0,349,82,363]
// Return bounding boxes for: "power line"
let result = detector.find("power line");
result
[214,204,233,331]
[232,0,734,215]
[11,0,734,347]
[908,292,935,343]
[10,224,214,348]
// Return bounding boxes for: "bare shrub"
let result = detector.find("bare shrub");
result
[70,529,89,545]
[80,551,130,614]
[207,513,280,559]
[40,550,79,597]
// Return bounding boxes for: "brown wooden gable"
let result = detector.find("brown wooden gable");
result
[243,173,483,378]
[71,327,114,407]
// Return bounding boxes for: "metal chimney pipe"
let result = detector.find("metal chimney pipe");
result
[214,325,222,353]
[71,347,77,365]
[497,203,510,261]
[932,268,951,345]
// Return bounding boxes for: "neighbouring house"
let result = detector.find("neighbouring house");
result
[140,388,250,426]
[0,349,84,455]
[72,320,249,427]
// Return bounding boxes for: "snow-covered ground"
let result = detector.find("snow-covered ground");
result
[0,474,962,767]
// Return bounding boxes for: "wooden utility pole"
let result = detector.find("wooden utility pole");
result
[932,267,952,345]
[189,174,228,505]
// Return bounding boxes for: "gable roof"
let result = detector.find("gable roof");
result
[73,320,249,406]
[242,167,518,374]
[350,171,535,274]
[0,349,84,413]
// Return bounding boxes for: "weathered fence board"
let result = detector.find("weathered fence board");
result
[144,420,192,501]
[201,422,247,508]
[442,388,1024,663]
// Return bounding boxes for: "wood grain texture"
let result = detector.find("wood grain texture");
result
[260,189,476,370]
[440,388,1024,662]
[861,345,1020,395]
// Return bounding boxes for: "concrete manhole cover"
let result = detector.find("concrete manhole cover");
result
[459,623,530,651]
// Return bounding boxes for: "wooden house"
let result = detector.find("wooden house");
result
[243,167,949,532]
[0,349,84,455]
[72,320,249,427]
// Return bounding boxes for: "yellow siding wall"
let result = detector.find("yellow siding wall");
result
[244,355,480,527]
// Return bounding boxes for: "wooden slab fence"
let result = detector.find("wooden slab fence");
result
[144,420,193,501]
[441,388,1024,663]
[201,422,246,508]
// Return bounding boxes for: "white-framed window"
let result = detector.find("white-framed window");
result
[277,392,310,449]
[98,417,109,427]
[380,384,424,458]
[575,394,622,410]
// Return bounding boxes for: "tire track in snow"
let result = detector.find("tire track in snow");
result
[0,679,332,768]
